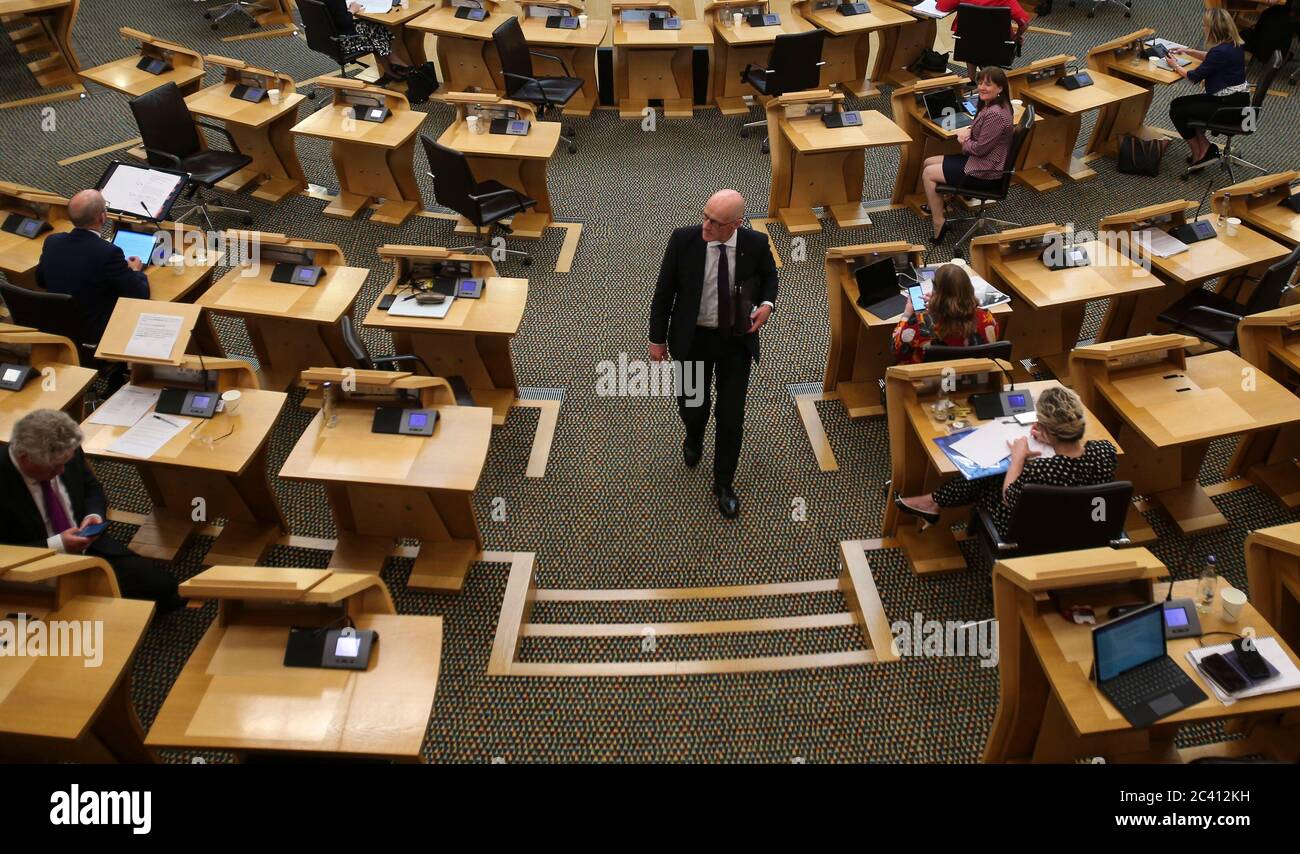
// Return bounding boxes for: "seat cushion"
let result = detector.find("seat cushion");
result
[476,179,537,223]
[935,182,1002,201]
[743,69,770,93]
[509,76,583,107]
[1157,289,1242,348]
[180,150,254,186]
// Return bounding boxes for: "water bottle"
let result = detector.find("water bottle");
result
[1196,555,1217,614]
[322,381,339,429]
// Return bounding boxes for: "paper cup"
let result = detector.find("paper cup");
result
[578,13,588,27]
[221,389,242,416]
[1226,217,1241,237]
[466,115,478,134]
[733,12,743,27]
[1011,99,1023,108]
[267,88,281,105]
[1220,586,1247,622]
[949,257,967,267]
[168,253,186,276]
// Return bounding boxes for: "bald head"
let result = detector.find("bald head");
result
[68,189,107,229]
[707,189,745,222]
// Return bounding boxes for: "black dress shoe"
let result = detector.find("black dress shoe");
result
[683,439,702,468]
[715,485,740,519]
[930,221,951,245]
[894,493,940,525]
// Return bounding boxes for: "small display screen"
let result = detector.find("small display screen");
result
[369,108,385,120]
[192,394,212,408]
[509,120,528,134]
[335,635,361,658]
[467,8,486,19]
[3,368,20,382]
[16,219,40,237]
[560,16,577,26]
[1164,607,1189,628]
[297,267,314,282]
[243,86,265,101]
[1006,393,1027,408]
[112,228,158,263]
[962,97,978,115]
[460,280,478,294]
[408,412,428,428]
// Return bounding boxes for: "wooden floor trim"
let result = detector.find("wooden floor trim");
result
[514,397,561,478]
[220,25,297,43]
[506,650,877,677]
[748,218,784,268]
[794,390,839,472]
[0,84,84,112]
[521,612,857,637]
[58,136,141,166]
[1203,478,1254,498]
[553,221,582,273]
[534,578,842,601]
[1027,25,1072,37]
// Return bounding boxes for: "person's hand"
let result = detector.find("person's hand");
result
[348,2,362,11]
[126,256,144,272]
[955,127,970,143]
[78,514,104,540]
[59,527,93,554]
[1168,46,1185,54]
[1008,436,1040,461]
[1172,61,1188,78]
[649,342,669,362]
[902,299,915,320]
[747,304,773,334]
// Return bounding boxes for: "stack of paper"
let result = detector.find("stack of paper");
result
[87,385,161,428]
[123,312,185,360]
[1187,638,1300,706]
[387,295,455,319]
[909,0,947,18]
[1137,228,1190,258]
[355,0,396,12]
[99,165,184,220]
[947,420,1055,470]
[107,413,190,459]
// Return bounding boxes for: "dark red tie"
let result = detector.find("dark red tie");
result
[716,244,732,331]
[40,479,73,534]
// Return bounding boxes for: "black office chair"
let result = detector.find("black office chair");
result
[739,29,826,150]
[492,16,581,154]
[974,481,1134,562]
[128,82,254,230]
[952,4,1018,72]
[0,282,127,395]
[340,314,433,375]
[422,135,536,265]
[201,0,259,31]
[1158,243,1300,351]
[1182,51,1282,183]
[935,103,1035,249]
[1067,0,1132,19]
[922,341,1013,364]
[297,0,370,98]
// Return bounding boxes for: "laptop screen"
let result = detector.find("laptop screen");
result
[923,90,961,122]
[854,259,898,302]
[112,228,158,266]
[1093,604,1165,682]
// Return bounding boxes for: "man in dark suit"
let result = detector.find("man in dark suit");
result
[649,190,779,518]
[36,189,150,344]
[0,410,183,613]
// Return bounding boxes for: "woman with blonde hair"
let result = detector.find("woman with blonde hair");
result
[892,263,999,364]
[1167,7,1249,168]
[893,386,1118,538]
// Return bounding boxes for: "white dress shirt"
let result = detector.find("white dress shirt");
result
[8,446,77,553]
[697,231,738,328]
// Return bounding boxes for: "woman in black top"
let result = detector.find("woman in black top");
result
[894,386,1118,539]
[322,0,409,83]
[1167,8,1249,168]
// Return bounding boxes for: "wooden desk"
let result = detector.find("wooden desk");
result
[146,565,441,761]
[195,233,366,391]
[1245,523,1300,658]
[1072,334,1300,535]
[79,27,205,97]
[80,362,287,566]
[437,95,558,238]
[0,324,96,442]
[795,0,915,96]
[184,57,307,203]
[767,90,909,233]
[1217,171,1300,247]
[1084,29,1199,161]
[0,548,155,763]
[969,224,1162,379]
[364,245,523,424]
[357,0,439,67]
[279,381,493,591]
[867,0,940,87]
[985,547,1300,764]
[520,13,608,116]
[0,0,83,110]
[0,181,70,289]
[409,1,504,94]
[290,79,426,226]
[1232,304,1300,507]
[613,5,715,118]
[707,1,817,115]
[1011,55,1147,189]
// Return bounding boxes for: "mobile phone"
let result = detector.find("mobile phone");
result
[907,285,925,311]
[1198,652,1250,693]
[77,520,109,537]
[1231,638,1271,680]
[1153,43,1169,58]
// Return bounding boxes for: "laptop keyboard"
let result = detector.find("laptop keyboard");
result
[1101,656,1190,707]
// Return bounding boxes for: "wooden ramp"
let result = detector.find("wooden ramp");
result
[488,541,899,676]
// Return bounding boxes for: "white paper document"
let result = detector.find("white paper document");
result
[1186,638,1300,706]
[1137,228,1190,258]
[99,165,184,220]
[386,295,455,319]
[123,312,184,360]
[107,413,190,459]
[909,0,948,19]
[87,384,161,427]
[355,0,396,12]
[949,420,1055,470]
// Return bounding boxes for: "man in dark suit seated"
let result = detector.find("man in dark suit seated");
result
[649,189,779,519]
[35,188,150,344]
[0,409,183,614]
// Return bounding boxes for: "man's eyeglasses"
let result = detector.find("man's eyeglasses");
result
[703,212,741,228]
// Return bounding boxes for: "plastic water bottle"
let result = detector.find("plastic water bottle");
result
[1196,555,1217,614]
[322,381,339,429]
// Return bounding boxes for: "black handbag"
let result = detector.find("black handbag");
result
[910,49,950,75]
[1116,134,1169,176]
[403,62,441,105]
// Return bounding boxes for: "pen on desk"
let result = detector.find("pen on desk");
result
[152,414,180,427]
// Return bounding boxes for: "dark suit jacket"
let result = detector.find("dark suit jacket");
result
[35,228,150,343]
[321,0,359,35]
[0,448,129,557]
[649,225,779,363]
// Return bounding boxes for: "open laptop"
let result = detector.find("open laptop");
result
[922,89,974,129]
[111,226,163,266]
[854,259,906,319]
[1092,603,1207,728]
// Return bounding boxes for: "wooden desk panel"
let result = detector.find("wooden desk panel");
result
[0,213,71,287]
[0,363,96,443]
[801,3,914,95]
[410,7,502,93]
[358,0,438,66]
[712,16,817,113]
[186,83,308,203]
[614,19,715,117]
[80,57,204,98]
[438,120,558,237]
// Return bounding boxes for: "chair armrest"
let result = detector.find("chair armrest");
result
[468,185,533,212]
[140,145,185,169]
[372,354,434,376]
[974,507,1016,551]
[503,71,553,108]
[195,120,243,153]
[529,50,572,77]
[1182,304,1245,324]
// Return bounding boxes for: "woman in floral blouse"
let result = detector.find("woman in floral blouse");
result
[891,264,999,365]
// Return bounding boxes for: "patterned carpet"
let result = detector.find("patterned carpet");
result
[2,0,1299,762]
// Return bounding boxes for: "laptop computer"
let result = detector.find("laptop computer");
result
[922,89,974,129]
[1092,603,1207,728]
[854,259,906,319]
[111,226,162,266]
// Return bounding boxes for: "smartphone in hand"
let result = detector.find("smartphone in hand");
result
[77,520,109,538]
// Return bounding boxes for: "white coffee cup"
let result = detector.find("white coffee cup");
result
[1226,216,1241,237]
[220,389,242,416]
[168,253,186,276]
[733,12,743,27]
[949,256,967,267]
[1011,99,1023,108]
[1220,586,1247,622]
[466,115,478,133]
[578,13,588,27]
[267,88,282,105]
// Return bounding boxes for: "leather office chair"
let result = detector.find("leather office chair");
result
[492,16,581,154]
[297,0,370,98]
[922,341,1013,364]
[1158,243,1300,351]
[974,481,1133,562]
[200,0,258,31]
[952,4,1018,70]
[739,29,826,151]
[340,314,432,375]
[0,282,127,395]
[935,103,1035,250]
[1182,51,1282,184]
[1067,0,1132,19]
[422,135,537,265]
[129,82,254,230]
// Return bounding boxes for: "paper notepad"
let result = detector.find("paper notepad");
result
[387,295,455,319]
[124,312,184,360]
[909,0,948,18]
[948,420,1055,470]
[1138,228,1190,258]
[1186,638,1300,706]
[354,0,396,12]
[87,384,161,427]
[107,413,190,459]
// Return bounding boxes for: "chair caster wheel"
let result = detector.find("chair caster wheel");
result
[568,145,577,154]
[522,257,533,266]
[761,139,769,154]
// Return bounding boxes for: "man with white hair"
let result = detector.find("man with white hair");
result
[0,409,182,613]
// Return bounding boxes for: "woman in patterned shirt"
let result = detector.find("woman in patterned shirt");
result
[891,264,999,365]
[893,386,1118,539]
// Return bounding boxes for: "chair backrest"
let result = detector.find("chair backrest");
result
[1251,50,1283,110]
[767,29,826,95]
[1007,481,1133,554]
[0,282,97,351]
[991,103,1035,193]
[953,4,1015,67]
[421,135,481,225]
[297,0,346,62]
[922,340,1013,364]
[493,16,534,95]
[129,82,203,167]
[339,314,373,369]
[1245,243,1300,314]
